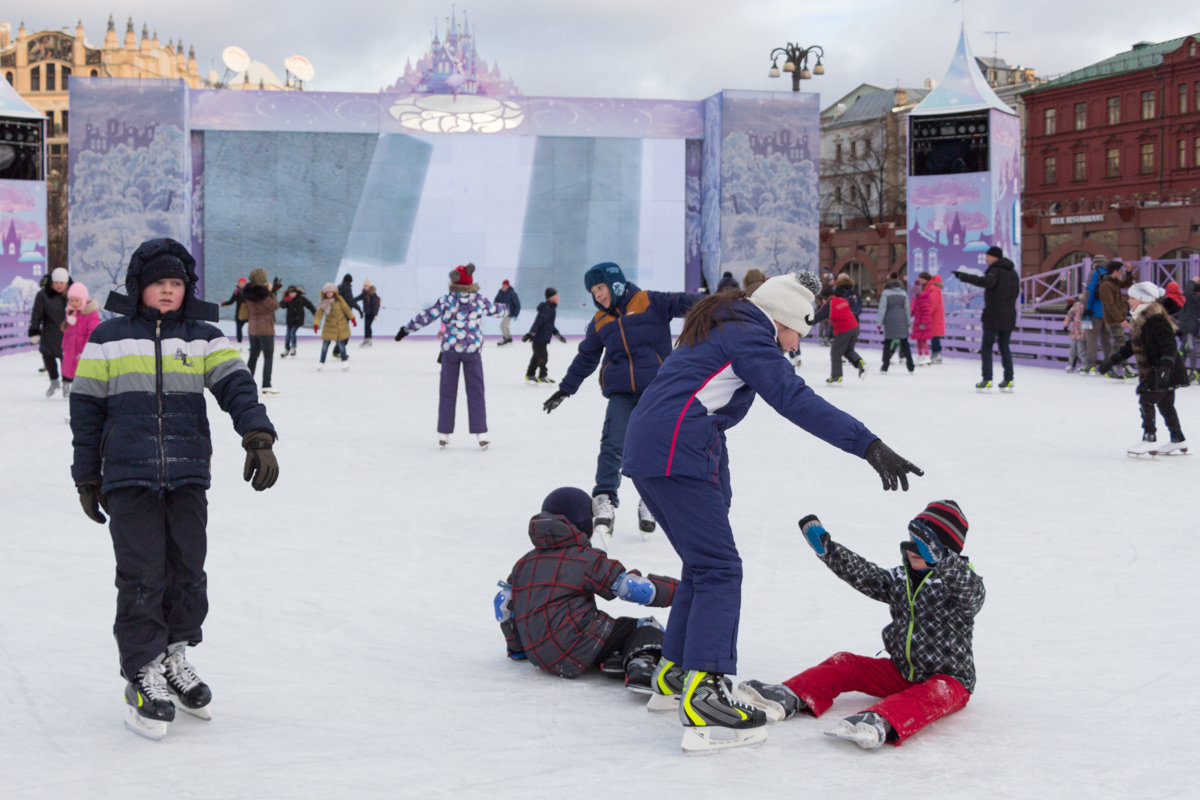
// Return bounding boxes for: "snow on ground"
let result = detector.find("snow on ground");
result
[2,335,1197,799]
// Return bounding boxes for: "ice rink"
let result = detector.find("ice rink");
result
[2,334,1197,799]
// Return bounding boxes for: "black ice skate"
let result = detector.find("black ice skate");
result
[824,711,893,750]
[123,654,176,740]
[164,642,212,720]
[646,658,686,712]
[999,378,1014,392]
[736,680,805,722]
[678,670,768,753]
[637,499,656,536]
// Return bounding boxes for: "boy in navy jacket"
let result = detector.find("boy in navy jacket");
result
[522,287,566,383]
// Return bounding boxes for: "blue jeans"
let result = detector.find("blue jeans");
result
[319,339,348,363]
[594,392,639,504]
[284,325,299,351]
[980,328,1012,382]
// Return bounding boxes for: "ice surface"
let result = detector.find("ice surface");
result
[2,337,1197,798]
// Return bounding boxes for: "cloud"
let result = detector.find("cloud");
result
[0,184,35,213]
[911,178,983,207]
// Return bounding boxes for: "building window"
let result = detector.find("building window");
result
[835,142,842,162]
[1179,139,1187,168]
[1073,151,1086,180]
[4,71,11,85]
[46,64,56,92]
[1075,102,1087,130]
[47,111,55,134]
[1107,96,1121,125]
[1140,142,1155,173]
[30,66,40,91]
[62,109,68,134]
[62,66,71,89]
[850,140,857,158]
[1044,156,1056,183]
[90,69,98,77]
[1196,137,1200,168]
[1142,90,1156,120]
[1107,147,1120,177]
[1181,84,1189,114]
[1044,107,1056,135]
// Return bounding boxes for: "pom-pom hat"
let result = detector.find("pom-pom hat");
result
[911,500,968,554]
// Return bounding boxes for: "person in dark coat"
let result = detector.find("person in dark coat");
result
[243,268,281,392]
[620,273,922,751]
[542,262,703,540]
[716,271,740,292]
[279,286,316,357]
[219,277,249,344]
[954,246,1020,390]
[1098,282,1190,455]
[1177,277,1200,379]
[28,266,71,396]
[522,287,566,382]
[338,274,362,315]
[877,278,914,373]
[353,279,382,346]
[69,237,278,738]
[1096,260,1136,378]
[496,486,679,692]
[494,279,521,345]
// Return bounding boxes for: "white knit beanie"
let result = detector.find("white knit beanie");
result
[51,267,69,283]
[1127,282,1164,304]
[749,274,817,335]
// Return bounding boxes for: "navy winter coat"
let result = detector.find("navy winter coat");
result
[69,238,275,494]
[559,283,701,398]
[501,512,677,678]
[494,286,521,319]
[622,299,877,496]
[527,300,560,344]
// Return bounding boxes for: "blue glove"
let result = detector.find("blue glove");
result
[612,572,656,605]
[494,580,513,622]
[799,514,830,556]
[908,520,948,564]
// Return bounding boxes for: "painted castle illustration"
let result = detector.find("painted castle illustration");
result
[386,8,520,96]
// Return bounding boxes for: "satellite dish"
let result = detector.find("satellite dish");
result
[205,69,220,85]
[284,55,314,83]
[222,46,250,73]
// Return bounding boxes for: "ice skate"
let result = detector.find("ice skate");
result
[736,680,804,722]
[289,347,297,357]
[789,353,802,368]
[46,378,61,398]
[824,711,891,750]
[123,654,175,740]
[825,376,842,385]
[1158,437,1189,455]
[975,379,992,392]
[62,381,71,398]
[316,363,324,371]
[679,670,768,754]
[438,434,450,449]
[477,433,490,450]
[637,499,656,536]
[1127,434,1158,457]
[538,376,556,384]
[525,375,540,385]
[592,494,615,547]
[164,642,212,720]
[856,360,867,379]
[999,379,1014,393]
[646,658,686,712]
[341,361,350,371]
[930,353,943,364]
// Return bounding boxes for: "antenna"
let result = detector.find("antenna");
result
[221,45,250,84]
[284,55,314,88]
[982,31,1009,68]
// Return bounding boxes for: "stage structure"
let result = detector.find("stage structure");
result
[0,76,48,326]
[68,23,819,336]
[906,27,1021,321]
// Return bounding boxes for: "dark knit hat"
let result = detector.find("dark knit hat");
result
[541,487,593,536]
[912,500,968,554]
[141,253,191,288]
[986,246,1004,259]
[545,287,558,300]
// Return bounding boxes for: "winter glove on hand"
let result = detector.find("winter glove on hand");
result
[313,324,320,333]
[864,439,923,492]
[77,481,108,524]
[612,572,656,605]
[29,333,40,345]
[542,389,569,414]
[394,328,409,342]
[908,519,948,564]
[555,334,567,344]
[351,318,357,327]
[522,333,533,343]
[798,514,830,556]
[1155,358,1175,390]
[241,431,278,491]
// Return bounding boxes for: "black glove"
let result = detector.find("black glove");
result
[77,481,108,524]
[242,431,279,491]
[522,333,533,343]
[1155,359,1174,390]
[864,439,923,492]
[543,390,569,413]
[394,328,409,342]
[555,334,567,344]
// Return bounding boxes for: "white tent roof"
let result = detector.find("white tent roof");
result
[910,27,1014,117]
[0,77,45,120]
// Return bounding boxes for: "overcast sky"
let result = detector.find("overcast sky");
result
[16,1,1199,107]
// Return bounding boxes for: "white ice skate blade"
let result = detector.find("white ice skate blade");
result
[124,706,169,740]
[625,685,653,696]
[733,685,786,723]
[646,692,680,712]
[824,724,882,749]
[173,701,212,721]
[595,524,613,551]
[681,725,767,754]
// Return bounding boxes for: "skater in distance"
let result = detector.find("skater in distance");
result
[522,287,567,384]
[494,487,679,693]
[620,272,924,753]
[738,500,985,750]
[69,238,279,740]
[953,246,1019,391]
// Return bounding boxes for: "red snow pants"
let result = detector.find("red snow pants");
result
[783,652,970,745]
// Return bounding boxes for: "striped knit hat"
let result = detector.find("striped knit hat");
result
[913,500,968,554]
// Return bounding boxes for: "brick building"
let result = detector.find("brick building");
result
[1019,34,1200,270]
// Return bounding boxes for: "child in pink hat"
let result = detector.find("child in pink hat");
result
[61,282,101,398]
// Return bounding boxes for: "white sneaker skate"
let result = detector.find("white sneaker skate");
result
[637,499,656,537]
[438,434,450,449]
[476,433,489,450]
[1127,436,1159,457]
[824,711,890,750]
[592,494,615,548]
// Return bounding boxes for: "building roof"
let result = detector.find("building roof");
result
[910,26,1014,117]
[1028,34,1200,91]
[0,73,45,120]
[824,86,928,128]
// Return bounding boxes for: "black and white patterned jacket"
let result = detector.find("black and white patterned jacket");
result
[820,540,985,692]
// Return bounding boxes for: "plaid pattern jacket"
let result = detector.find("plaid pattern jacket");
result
[821,540,985,692]
[501,513,677,678]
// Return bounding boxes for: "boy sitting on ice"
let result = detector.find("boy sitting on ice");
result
[737,500,985,749]
[494,487,679,692]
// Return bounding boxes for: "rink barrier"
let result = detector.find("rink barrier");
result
[0,314,35,355]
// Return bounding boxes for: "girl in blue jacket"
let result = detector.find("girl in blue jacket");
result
[620,273,922,753]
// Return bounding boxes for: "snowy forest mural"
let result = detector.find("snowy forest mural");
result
[0,179,47,314]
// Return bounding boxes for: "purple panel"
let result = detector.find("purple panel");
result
[0,179,48,317]
[700,93,722,281]
[989,110,1021,266]
[684,139,703,291]
[190,131,205,295]
[188,89,382,133]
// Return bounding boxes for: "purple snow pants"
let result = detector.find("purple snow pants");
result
[438,350,487,435]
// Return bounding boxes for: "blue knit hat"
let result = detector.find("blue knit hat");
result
[541,487,594,536]
[584,262,628,307]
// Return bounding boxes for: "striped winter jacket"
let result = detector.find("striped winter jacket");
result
[820,540,985,692]
[621,299,876,495]
[501,513,678,678]
[559,283,701,398]
[70,248,274,494]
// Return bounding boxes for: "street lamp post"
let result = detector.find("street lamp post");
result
[769,43,825,92]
